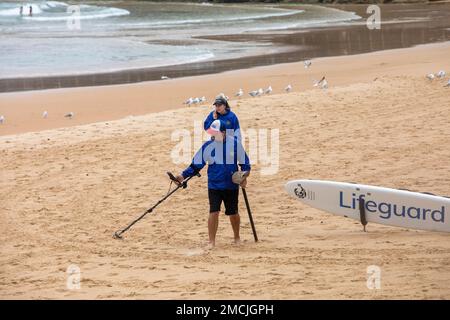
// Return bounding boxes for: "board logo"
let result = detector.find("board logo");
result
[339,192,445,223]
[294,184,307,199]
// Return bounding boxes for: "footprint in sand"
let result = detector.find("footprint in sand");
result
[182,248,205,256]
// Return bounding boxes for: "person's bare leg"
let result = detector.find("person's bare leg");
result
[208,212,219,248]
[229,213,240,244]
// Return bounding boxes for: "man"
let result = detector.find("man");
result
[204,96,241,141]
[176,119,250,249]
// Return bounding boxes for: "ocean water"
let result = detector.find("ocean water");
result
[0,1,362,79]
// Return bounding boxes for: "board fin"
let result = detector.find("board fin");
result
[359,198,368,232]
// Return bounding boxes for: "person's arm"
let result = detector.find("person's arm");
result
[177,144,207,182]
[236,140,251,173]
[203,112,215,131]
[233,114,242,141]
[235,140,250,188]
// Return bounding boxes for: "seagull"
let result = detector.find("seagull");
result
[235,88,243,98]
[426,73,435,81]
[285,84,292,93]
[436,70,446,79]
[314,76,327,89]
[445,79,450,87]
[265,86,272,95]
[217,93,229,101]
[161,75,170,80]
[249,90,259,97]
[257,88,264,96]
[192,97,200,105]
[0,115,4,124]
[199,96,206,103]
[184,97,194,106]
[42,111,48,119]
[64,112,74,119]
[304,60,312,69]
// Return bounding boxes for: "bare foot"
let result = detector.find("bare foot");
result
[233,238,241,246]
[205,242,215,250]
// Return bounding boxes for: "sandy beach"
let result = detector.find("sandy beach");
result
[1,41,450,136]
[1,40,450,299]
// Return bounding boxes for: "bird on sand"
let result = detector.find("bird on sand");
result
[64,112,74,119]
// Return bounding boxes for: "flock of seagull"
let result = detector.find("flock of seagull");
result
[180,66,448,108]
[427,70,450,87]
[183,96,207,107]
[0,110,74,125]
[1,62,448,126]
[181,60,331,106]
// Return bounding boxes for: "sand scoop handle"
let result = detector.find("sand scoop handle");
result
[242,187,258,242]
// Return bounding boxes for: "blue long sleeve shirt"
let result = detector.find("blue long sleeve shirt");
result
[182,136,251,190]
[204,108,241,141]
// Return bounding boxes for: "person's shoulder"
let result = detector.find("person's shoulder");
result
[227,109,238,118]
[203,139,214,147]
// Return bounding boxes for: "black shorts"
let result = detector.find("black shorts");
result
[208,188,239,215]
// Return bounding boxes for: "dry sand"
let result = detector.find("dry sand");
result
[1,42,450,299]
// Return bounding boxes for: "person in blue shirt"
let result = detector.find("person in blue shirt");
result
[204,96,241,141]
[176,119,251,249]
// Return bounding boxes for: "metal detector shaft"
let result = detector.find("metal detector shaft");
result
[114,173,198,239]
[242,188,258,242]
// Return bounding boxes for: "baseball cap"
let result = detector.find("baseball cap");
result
[206,119,225,135]
[232,171,249,184]
[213,97,228,106]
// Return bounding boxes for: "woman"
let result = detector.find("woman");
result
[204,96,241,141]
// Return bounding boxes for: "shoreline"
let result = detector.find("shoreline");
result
[1,40,450,136]
[1,3,450,93]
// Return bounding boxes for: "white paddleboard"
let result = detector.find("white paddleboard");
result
[285,180,450,233]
